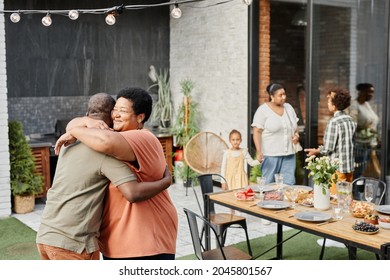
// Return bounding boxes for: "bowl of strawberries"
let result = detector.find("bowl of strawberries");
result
[378,217,390,229]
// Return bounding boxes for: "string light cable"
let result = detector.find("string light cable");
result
[0,0,253,25]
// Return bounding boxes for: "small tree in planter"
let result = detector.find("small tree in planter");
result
[9,121,43,213]
[172,79,201,186]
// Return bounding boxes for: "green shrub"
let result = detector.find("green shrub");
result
[8,121,43,196]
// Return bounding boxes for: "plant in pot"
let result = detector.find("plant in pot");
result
[172,78,201,186]
[148,65,173,129]
[9,120,43,214]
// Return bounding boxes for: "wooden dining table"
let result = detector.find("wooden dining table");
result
[204,189,390,260]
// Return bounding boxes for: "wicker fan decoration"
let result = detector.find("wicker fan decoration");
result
[184,131,229,174]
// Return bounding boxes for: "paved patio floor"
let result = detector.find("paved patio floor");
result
[12,183,280,259]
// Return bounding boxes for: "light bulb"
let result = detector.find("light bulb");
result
[242,0,253,5]
[10,12,21,23]
[105,13,116,25]
[171,5,182,19]
[68,10,79,20]
[42,14,52,26]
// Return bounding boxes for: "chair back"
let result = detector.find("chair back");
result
[351,177,386,205]
[198,174,227,214]
[183,208,226,260]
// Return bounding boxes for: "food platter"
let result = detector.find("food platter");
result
[353,228,380,235]
[294,211,332,222]
[376,205,390,215]
[257,200,291,210]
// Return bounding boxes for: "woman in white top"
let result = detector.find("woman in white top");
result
[348,83,380,178]
[221,129,260,190]
[251,83,300,185]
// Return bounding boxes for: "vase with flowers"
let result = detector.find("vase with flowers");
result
[305,155,339,210]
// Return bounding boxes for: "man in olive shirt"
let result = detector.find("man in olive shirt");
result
[36,93,171,260]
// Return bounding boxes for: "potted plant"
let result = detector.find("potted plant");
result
[9,121,43,214]
[148,65,173,129]
[172,78,201,185]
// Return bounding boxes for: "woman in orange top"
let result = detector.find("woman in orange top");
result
[56,87,178,260]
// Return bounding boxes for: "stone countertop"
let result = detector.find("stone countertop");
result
[27,129,172,149]
[28,133,57,149]
[146,127,173,138]
[29,139,53,148]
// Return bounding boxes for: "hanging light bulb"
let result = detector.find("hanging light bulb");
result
[242,0,253,5]
[68,10,79,20]
[42,13,52,27]
[105,13,116,25]
[10,12,21,23]
[171,4,182,19]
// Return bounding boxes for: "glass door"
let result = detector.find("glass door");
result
[308,0,388,181]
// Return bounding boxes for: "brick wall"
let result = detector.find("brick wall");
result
[0,1,11,217]
[259,0,270,104]
[170,0,250,148]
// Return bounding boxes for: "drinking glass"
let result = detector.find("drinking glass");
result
[336,181,352,213]
[256,176,266,191]
[289,187,298,209]
[332,205,344,220]
[365,183,374,204]
[274,173,283,189]
[256,176,266,200]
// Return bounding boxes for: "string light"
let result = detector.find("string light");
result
[68,10,79,20]
[10,12,21,23]
[171,4,182,19]
[242,0,253,5]
[42,13,52,27]
[105,13,116,25]
[0,1,242,26]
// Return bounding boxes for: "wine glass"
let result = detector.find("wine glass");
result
[289,187,298,209]
[364,183,374,204]
[256,176,266,200]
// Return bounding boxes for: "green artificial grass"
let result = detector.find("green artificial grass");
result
[178,229,377,260]
[0,217,40,260]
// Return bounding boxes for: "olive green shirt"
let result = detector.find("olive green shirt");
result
[36,141,135,254]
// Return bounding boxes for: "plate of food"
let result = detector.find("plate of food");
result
[376,205,390,215]
[294,211,332,222]
[235,187,255,201]
[350,200,374,218]
[285,185,313,203]
[263,190,284,201]
[352,221,380,234]
[257,200,290,210]
[261,183,288,192]
[299,197,314,207]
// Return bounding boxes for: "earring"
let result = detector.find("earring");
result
[137,122,143,130]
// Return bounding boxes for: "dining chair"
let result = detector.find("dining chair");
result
[351,177,386,205]
[196,173,253,257]
[183,208,252,260]
[319,177,387,260]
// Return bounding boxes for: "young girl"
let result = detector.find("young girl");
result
[221,129,260,190]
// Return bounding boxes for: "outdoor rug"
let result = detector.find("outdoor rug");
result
[178,229,377,260]
[0,217,40,260]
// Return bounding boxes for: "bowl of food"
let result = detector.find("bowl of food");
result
[350,200,374,218]
[378,217,390,229]
[234,187,255,201]
[364,214,379,225]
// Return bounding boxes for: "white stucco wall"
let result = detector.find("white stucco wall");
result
[170,0,249,147]
[0,2,11,217]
